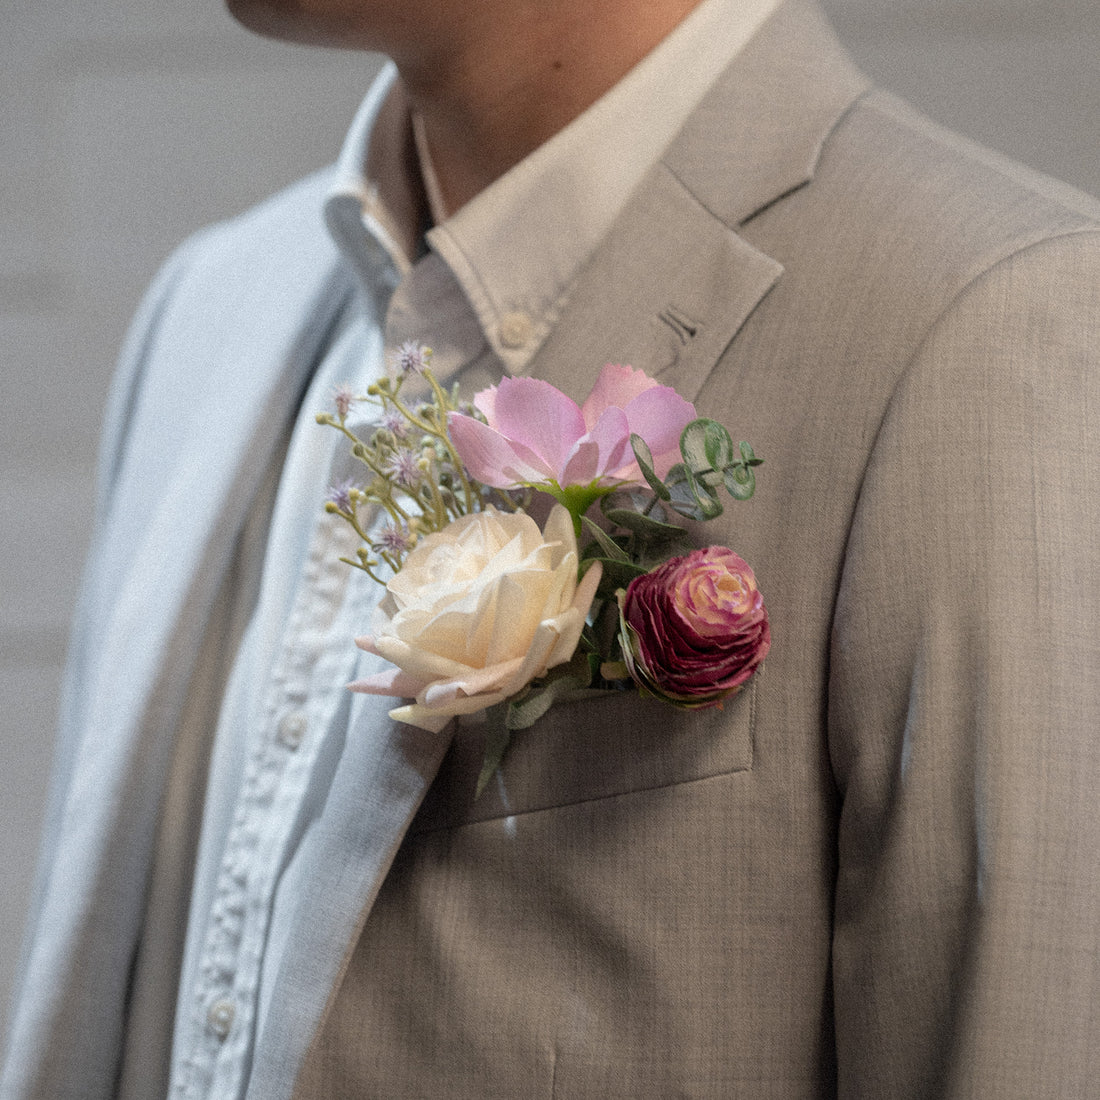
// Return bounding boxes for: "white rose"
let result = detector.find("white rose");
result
[349,504,602,732]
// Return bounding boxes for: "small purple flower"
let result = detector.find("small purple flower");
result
[332,383,357,420]
[391,341,432,377]
[381,410,410,440]
[326,478,357,513]
[376,524,413,556]
[385,448,422,489]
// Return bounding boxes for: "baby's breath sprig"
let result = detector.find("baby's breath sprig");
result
[316,344,522,582]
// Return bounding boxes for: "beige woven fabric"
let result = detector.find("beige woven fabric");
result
[293,2,1100,1096]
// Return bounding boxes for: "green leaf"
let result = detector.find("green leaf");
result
[679,419,713,475]
[681,418,735,483]
[684,464,724,520]
[723,463,756,500]
[475,717,513,800]
[601,486,652,511]
[594,558,650,599]
[629,433,671,500]
[663,461,690,487]
[603,508,687,542]
[506,664,592,731]
[702,419,736,470]
[580,515,630,562]
[665,476,710,521]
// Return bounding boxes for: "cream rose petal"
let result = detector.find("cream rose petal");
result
[361,632,475,684]
[349,505,600,731]
[421,655,529,708]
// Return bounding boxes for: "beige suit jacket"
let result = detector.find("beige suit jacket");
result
[5,1,1100,1097]
[293,2,1100,1096]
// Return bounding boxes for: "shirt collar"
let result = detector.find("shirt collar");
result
[324,64,422,306]
[325,0,782,371]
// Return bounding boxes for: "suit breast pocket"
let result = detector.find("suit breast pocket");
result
[411,677,757,832]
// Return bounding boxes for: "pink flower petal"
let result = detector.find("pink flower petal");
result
[490,376,586,477]
[448,412,554,488]
[558,439,603,487]
[472,385,497,421]
[579,363,660,429]
[615,384,697,478]
[559,406,632,485]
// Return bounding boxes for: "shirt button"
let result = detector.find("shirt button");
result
[207,998,235,1040]
[277,711,308,749]
[497,311,533,349]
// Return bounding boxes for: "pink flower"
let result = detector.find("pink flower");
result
[618,547,769,708]
[448,363,696,491]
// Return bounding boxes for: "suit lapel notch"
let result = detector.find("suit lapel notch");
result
[662,0,872,229]
[527,0,869,406]
[529,162,783,405]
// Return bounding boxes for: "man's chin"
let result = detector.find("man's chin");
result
[225,0,300,41]
[224,0,368,48]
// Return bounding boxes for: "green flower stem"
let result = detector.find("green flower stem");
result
[420,459,450,530]
[316,414,367,449]
[326,503,372,544]
[380,377,475,516]
[424,370,476,514]
[544,481,614,537]
[338,555,388,586]
[373,485,414,526]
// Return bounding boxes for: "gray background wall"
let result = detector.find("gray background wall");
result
[2,0,1098,1040]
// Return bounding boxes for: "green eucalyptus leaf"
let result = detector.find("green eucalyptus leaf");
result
[663,461,689,486]
[684,463,724,520]
[665,477,709,521]
[693,489,725,519]
[603,508,686,540]
[580,515,631,562]
[506,665,592,732]
[679,419,713,475]
[600,487,671,527]
[629,433,671,500]
[702,420,736,470]
[601,486,650,511]
[475,716,513,799]
[723,464,756,500]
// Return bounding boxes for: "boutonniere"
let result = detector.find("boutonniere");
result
[318,344,769,795]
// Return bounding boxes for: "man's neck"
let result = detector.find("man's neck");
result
[392,0,707,215]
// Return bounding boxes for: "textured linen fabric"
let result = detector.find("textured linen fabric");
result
[5,0,1100,1097]
[293,7,1100,1099]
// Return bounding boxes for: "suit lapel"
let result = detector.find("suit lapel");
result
[250,688,453,1100]
[531,0,868,406]
[529,163,783,404]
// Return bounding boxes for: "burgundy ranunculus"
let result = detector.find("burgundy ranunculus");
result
[618,547,769,708]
